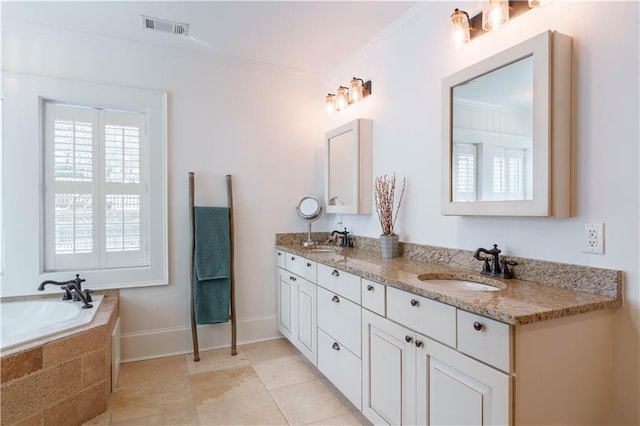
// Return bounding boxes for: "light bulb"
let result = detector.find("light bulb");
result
[528,0,552,7]
[325,93,336,115]
[336,86,349,111]
[349,78,364,103]
[482,0,509,31]
[450,9,470,49]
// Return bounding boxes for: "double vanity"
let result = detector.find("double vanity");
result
[276,236,621,425]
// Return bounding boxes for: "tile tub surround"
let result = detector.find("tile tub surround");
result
[276,234,622,325]
[0,295,119,426]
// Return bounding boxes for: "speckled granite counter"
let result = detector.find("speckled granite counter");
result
[276,235,622,326]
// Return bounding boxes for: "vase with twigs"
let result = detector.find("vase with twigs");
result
[374,174,406,258]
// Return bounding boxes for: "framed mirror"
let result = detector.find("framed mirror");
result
[325,119,372,214]
[441,30,572,217]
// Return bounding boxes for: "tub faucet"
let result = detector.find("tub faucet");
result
[38,274,93,309]
[473,244,517,279]
[326,228,353,247]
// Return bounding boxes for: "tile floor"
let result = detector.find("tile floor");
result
[84,338,371,425]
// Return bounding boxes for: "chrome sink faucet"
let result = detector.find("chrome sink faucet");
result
[38,274,93,309]
[473,244,517,279]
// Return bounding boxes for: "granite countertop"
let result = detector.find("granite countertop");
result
[276,243,622,326]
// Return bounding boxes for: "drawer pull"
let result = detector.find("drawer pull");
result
[291,256,295,261]
[331,269,340,277]
[415,340,423,348]
[473,321,484,331]
[405,335,413,343]
[410,299,419,307]
[306,262,312,267]
[332,295,340,303]
[289,276,297,282]
[367,284,374,291]
[332,342,340,351]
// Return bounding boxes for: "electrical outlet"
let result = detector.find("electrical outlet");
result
[583,223,604,254]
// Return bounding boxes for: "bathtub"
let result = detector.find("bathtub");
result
[0,295,103,352]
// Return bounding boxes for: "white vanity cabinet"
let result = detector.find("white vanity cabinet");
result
[316,265,363,409]
[363,288,510,425]
[276,250,317,365]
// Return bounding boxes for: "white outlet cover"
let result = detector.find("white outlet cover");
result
[583,223,604,254]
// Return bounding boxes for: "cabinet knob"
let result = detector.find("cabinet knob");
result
[332,269,340,277]
[332,342,340,351]
[277,252,281,256]
[306,262,311,267]
[410,299,419,307]
[332,295,340,303]
[291,256,295,261]
[289,276,297,282]
[473,321,484,331]
[415,340,423,348]
[405,335,413,343]
[367,284,374,291]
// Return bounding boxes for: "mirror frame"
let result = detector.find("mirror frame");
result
[325,118,372,214]
[297,196,322,221]
[441,30,572,217]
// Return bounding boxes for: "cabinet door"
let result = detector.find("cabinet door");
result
[362,310,416,426]
[416,335,511,426]
[277,268,295,341]
[295,277,317,365]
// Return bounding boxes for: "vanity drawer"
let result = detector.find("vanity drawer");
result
[318,329,362,410]
[361,279,386,316]
[276,250,286,269]
[457,310,512,372]
[317,286,361,356]
[387,287,456,347]
[317,263,361,303]
[286,253,317,283]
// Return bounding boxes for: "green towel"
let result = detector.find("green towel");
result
[193,206,231,324]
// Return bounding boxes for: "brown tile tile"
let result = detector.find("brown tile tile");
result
[270,378,355,425]
[109,407,198,425]
[116,355,186,388]
[110,376,193,423]
[196,391,287,425]
[0,347,43,383]
[43,325,107,368]
[1,359,81,424]
[185,347,250,375]
[307,410,372,425]
[13,412,43,426]
[81,408,112,425]
[44,381,108,426]
[239,338,298,364]
[82,348,107,389]
[252,354,321,390]
[190,365,266,406]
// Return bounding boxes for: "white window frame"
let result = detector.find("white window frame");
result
[1,73,167,294]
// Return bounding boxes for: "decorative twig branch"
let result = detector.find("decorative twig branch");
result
[374,174,406,236]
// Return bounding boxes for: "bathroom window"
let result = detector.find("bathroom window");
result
[43,103,148,271]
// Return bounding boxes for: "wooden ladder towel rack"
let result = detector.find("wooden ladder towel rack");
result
[188,172,237,361]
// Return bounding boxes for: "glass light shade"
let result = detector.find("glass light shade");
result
[450,9,470,49]
[349,78,364,103]
[336,86,349,111]
[528,0,552,7]
[482,0,509,31]
[325,93,336,115]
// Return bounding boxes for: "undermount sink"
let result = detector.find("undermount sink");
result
[307,248,336,253]
[417,276,504,292]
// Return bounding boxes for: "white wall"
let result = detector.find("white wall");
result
[324,2,639,423]
[1,21,328,358]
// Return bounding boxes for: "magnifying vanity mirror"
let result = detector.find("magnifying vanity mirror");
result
[297,196,322,248]
[441,30,572,217]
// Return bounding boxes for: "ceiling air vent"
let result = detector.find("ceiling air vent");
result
[141,15,189,37]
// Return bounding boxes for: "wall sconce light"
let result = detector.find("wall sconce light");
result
[325,77,372,114]
[450,8,471,49]
[452,0,553,48]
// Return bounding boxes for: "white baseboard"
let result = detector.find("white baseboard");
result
[121,315,279,362]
